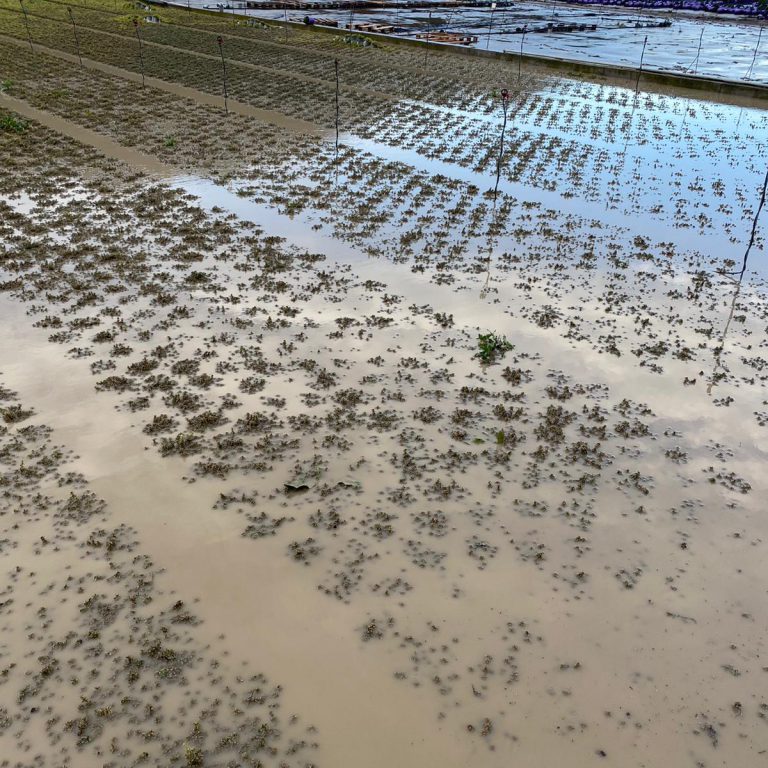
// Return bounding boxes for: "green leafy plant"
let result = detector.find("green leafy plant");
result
[163,135,177,148]
[477,332,513,365]
[0,114,28,133]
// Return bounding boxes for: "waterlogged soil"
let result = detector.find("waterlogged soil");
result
[1,6,768,768]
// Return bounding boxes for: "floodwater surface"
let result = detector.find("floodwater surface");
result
[230,0,768,83]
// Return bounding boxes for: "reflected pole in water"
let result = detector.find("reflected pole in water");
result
[18,0,34,53]
[676,98,691,142]
[519,26,527,80]
[334,59,340,154]
[731,166,768,281]
[486,2,496,50]
[334,58,340,187]
[734,107,745,135]
[709,165,768,393]
[745,26,763,80]
[217,35,229,114]
[68,8,83,69]
[133,19,145,89]
[480,225,496,299]
[707,272,742,395]
[617,94,639,206]
[483,90,511,298]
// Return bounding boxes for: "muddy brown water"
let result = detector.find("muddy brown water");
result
[3,175,767,765]
[2,245,766,766]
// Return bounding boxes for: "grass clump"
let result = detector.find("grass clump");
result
[0,114,27,134]
[184,744,203,766]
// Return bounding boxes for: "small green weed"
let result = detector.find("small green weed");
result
[0,114,27,133]
[477,332,513,365]
[163,135,177,148]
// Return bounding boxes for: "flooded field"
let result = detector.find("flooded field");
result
[200,0,768,83]
[1,2,768,767]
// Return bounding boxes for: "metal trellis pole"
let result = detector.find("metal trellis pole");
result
[746,26,763,80]
[133,19,146,89]
[68,8,83,68]
[19,0,34,53]
[217,35,229,114]
[635,35,648,96]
